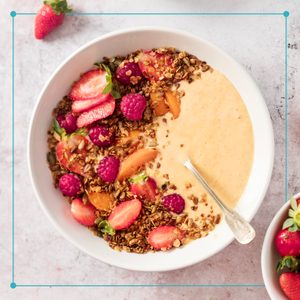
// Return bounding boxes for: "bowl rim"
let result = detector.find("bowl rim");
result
[28,26,275,271]
[261,193,300,299]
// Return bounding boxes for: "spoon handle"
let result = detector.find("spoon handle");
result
[184,159,256,244]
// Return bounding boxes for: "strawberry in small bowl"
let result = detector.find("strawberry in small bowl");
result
[262,194,300,300]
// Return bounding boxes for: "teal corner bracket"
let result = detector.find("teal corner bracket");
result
[10,9,289,288]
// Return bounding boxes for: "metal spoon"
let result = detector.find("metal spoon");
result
[184,159,256,244]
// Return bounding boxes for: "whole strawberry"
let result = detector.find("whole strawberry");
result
[35,0,72,40]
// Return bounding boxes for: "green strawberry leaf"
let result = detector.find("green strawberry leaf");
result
[73,128,88,136]
[53,118,66,138]
[277,256,300,273]
[96,63,121,99]
[282,218,295,230]
[291,197,298,211]
[44,0,72,15]
[97,220,115,236]
[288,223,299,232]
[129,172,148,184]
[289,208,295,218]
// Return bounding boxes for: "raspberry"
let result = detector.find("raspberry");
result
[162,193,185,214]
[98,155,120,183]
[88,125,114,147]
[59,173,82,197]
[120,93,147,121]
[116,61,143,85]
[57,113,77,134]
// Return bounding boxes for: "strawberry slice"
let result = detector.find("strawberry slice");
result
[76,96,115,128]
[129,173,158,201]
[68,69,108,101]
[279,272,300,300]
[148,226,185,250]
[108,199,142,230]
[72,94,111,113]
[137,50,173,81]
[70,198,97,226]
[56,135,88,176]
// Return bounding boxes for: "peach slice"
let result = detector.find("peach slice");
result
[165,91,180,119]
[150,92,169,116]
[87,191,114,211]
[118,148,159,181]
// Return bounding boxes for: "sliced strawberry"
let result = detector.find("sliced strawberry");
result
[108,199,142,230]
[76,96,115,128]
[137,50,173,81]
[279,272,300,300]
[70,198,97,226]
[147,226,185,250]
[56,135,88,176]
[68,69,108,101]
[129,173,158,201]
[72,94,110,113]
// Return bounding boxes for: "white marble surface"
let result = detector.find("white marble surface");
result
[0,0,299,299]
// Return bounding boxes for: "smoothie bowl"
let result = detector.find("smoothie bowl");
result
[28,27,274,271]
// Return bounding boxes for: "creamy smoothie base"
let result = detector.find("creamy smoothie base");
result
[47,47,253,253]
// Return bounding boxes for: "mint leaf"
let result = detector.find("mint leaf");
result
[97,220,115,235]
[53,118,66,138]
[73,128,88,136]
[111,88,121,99]
[102,82,113,95]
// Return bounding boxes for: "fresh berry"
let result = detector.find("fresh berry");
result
[116,61,143,85]
[275,229,300,257]
[97,155,120,183]
[129,173,158,201]
[147,226,185,250]
[70,198,96,226]
[88,125,114,147]
[72,94,111,113]
[68,69,108,101]
[279,272,300,300]
[34,0,71,40]
[76,96,115,128]
[120,93,147,121]
[59,173,81,196]
[162,193,185,214]
[137,50,173,81]
[56,135,87,175]
[108,199,142,230]
[56,113,77,134]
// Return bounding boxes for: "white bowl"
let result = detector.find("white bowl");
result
[28,27,274,271]
[261,193,300,299]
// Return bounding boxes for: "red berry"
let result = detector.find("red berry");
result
[72,94,111,113]
[275,229,300,257]
[137,50,173,81]
[120,93,147,121]
[68,69,108,101]
[76,96,115,128]
[34,1,71,40]
[59,173,81,196]
[116,62,143,85]
[108,199,142,230]
[130,173,158,201]
[56,135,88,176]
[162,193,185,214]
[148,226,185,250]
[88,125,114,147]
[98,155,120,183]
[279,272,300,300]
[70,198,97,226]
[57,113,77,134]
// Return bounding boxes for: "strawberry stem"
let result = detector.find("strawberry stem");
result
[44,0,72,15]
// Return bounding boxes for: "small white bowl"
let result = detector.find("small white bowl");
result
[261,193,300,299]
[28,27,274,271]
